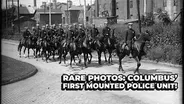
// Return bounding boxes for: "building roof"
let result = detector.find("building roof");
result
[14,5,36,14]
[37,9,62,14]
[64,5,84,11]
[14,16,36,22]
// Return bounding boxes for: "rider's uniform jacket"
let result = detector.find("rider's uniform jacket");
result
[23,30,31,39]
[51,28,57,37]
[73,27,79,38]
[57,28,64,37]
[46,28,52,37]
[35,27,41,37]
[102,26,111,37]
[125,28,135,43]
[67,29,74,40]
[78,28,85,39]
[40,29,46,39]
[91,27,99,38]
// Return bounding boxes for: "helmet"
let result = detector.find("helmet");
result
[36,23,39,27]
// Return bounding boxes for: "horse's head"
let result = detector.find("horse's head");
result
[137,30,151,42]
[143,30,151,41]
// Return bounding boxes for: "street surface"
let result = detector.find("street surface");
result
[1,39,182,104]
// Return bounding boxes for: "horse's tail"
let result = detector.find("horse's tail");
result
[17,40,22,52]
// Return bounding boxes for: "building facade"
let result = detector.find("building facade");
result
[95,0,182,21]
[36,9,62,25]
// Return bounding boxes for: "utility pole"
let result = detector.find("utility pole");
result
[18,0,20,33]
[84,0,86,28]
[66,0,69,24]
[90,0,92,23]
[6,0,8,29]
[12,0,14,6]
[49,0,51,26]
[136,0,141,33]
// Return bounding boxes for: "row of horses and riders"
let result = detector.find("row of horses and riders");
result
[18,22,151,74]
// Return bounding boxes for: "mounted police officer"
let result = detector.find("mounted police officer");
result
[77,24,85,40]
[73,23,78,38]
[125,23,136,58]
[67,25,75,42]
[40,26,46,39]
[23,27,31,43]
[46,24,51,38]
[57,24,65,38]
[35,23,41,38]
[102,22,111,39]
[51,24,57,37]
[32,27,36,36]
[91,23,99,39]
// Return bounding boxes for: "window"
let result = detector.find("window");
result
[163,0,167,7]
[174,0,178,6]
[153,0,156,8]
[130,0,133,8]
[116,2,119,9]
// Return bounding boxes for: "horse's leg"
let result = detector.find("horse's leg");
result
[18,44,22,58]
[77,54,81,64]
[108,49,113,64]
[97,51,102,65]
[83,53,87,68]
[88,52,92,64]
[41,48,45,60]
[104,51,107,62]
[33,49,36,58]
[58,49,62,64]
[52,50,56,61]
[63,49,67,64]
[134,56,141,74]
[23,47,27,57]
[118,57,123,71]
[70,54,73,67]
[45,50,49,63]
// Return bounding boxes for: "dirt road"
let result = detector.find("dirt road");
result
[1,39,182,104]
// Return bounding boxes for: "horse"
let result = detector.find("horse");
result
[103,28,117,64]
[81,29,94,68]
[18,35,37,58]
[41,35,52,63]
[58,36,69,64]
[116,30,151,74]
[50,35,60,61]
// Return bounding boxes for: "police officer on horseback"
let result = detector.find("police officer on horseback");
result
[35,23,41,38]
[102,22,111,39]
[125,22,136,58]
[77,24,85,40]
[67,25,75,42]
[73,23,78,38]
[40,26,46,39]
[23,27,31,43]
[46,24,51,38]
[91,23,99,39]
[57,24,65,38]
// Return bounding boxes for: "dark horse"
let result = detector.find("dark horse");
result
[58,36,68,64]
[103,28,117,64]
[68,37,82,68]
[18,35,37,58]
[116,31,151,74]
[41,36,52,63]
[81,29,93,68]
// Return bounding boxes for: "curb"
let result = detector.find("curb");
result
[1,67,38,86]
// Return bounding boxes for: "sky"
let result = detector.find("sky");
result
[2,0,95,9]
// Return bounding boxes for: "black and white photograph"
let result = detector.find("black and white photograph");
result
[1,0,183,104]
